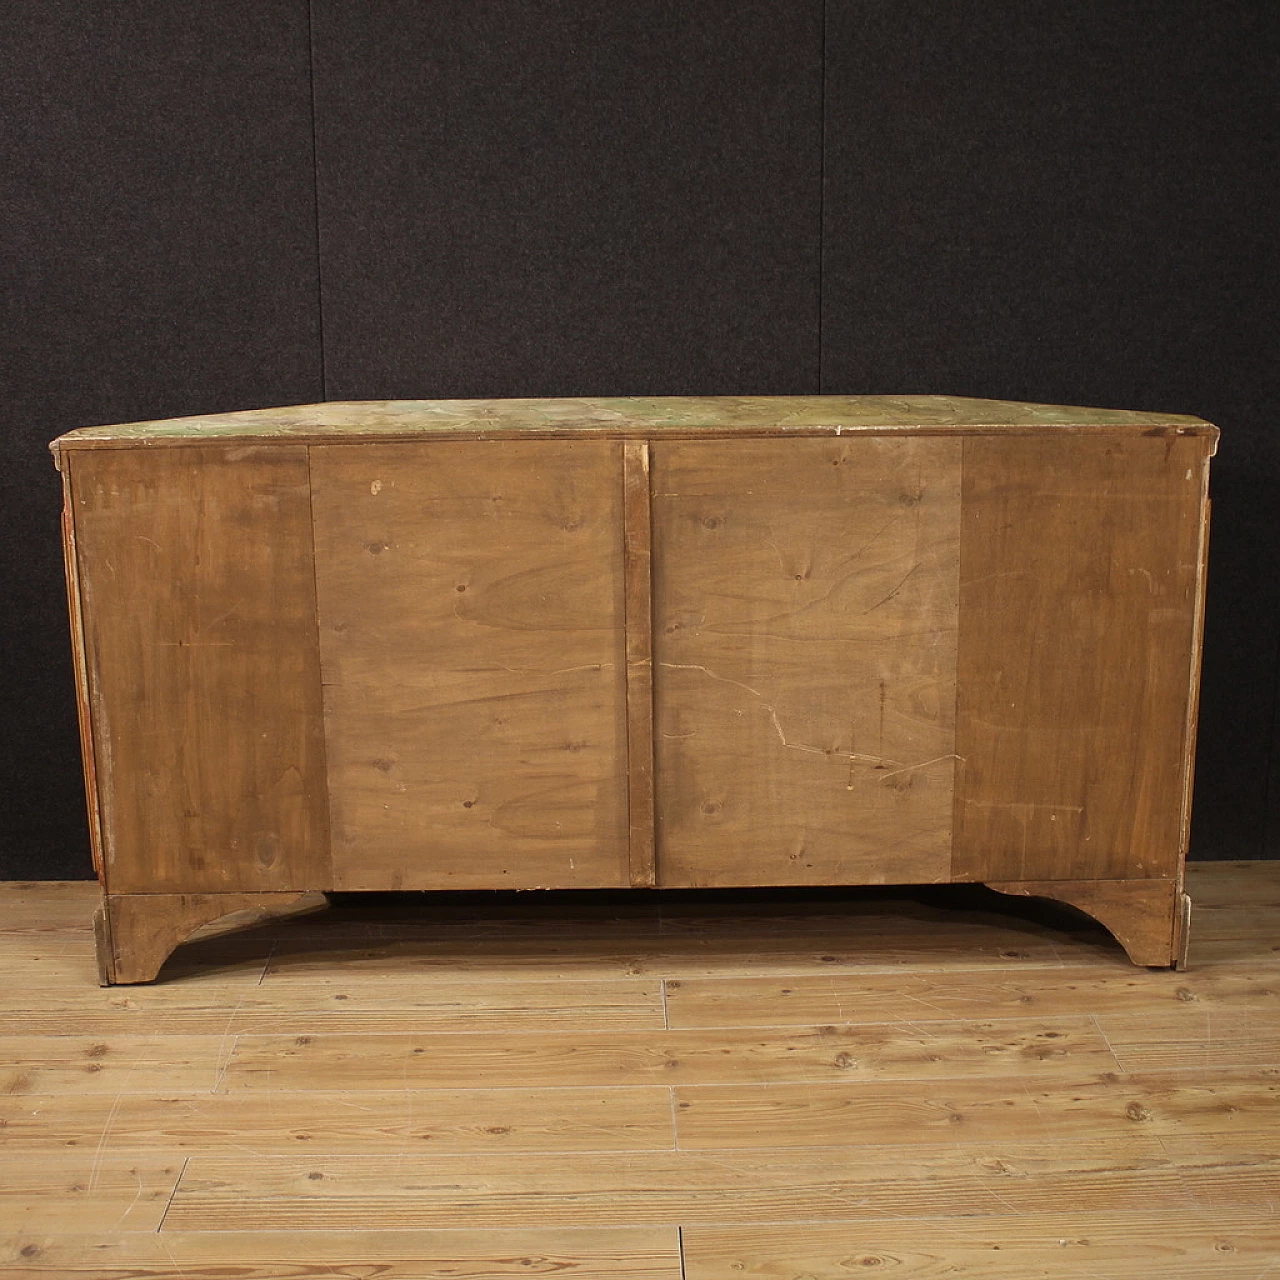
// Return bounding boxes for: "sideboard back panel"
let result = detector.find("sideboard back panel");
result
[954,433,1211,882]
[309,440,630,890]
[68,446,331,895]
[651,437,961,887]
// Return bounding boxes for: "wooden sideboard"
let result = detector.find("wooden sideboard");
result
[51,396,1216,983]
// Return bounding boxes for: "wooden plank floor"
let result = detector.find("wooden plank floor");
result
[1,863,1277,1278]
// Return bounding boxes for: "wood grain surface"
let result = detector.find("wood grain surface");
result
[651,437,961,886]
[66,446,330,896]
[987,878,1183,967]
[0,1155,183,1234]
[681,1210,1277,1280]
[672,1067,1279,1148]
[96,891,321,984]
[58,474,105,883]
[1,1087,675,1154]
[309,440,629,890]
[2,1229,682,1278]
[0,975,666,1036]
[1,863,1276,1276]
[161,1138,1278,1229]
[663,961,1280,1027]
[219,1019,1118,1091]
[954,434,1212,883]
[623,441,657,887]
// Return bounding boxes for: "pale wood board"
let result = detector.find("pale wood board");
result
[1096,1010,1280,1071]
[0,887,99,935]
[0,1086,676,1154]
[0,1154,183,1233]
[161,1136,1275,1229]
[66,446,330,896]
[663,963,1280,1027]
[954,434,1211,882]
[652,437,961,887]
[1187,934,1280,966]
[672,1066,1280,1148]
[681,1209,1277,1280]
[0,977,665,1036]
[309,440,630,890]
[0,1035,231,1095]
[1,1229,683,1278]
[1195,904,1280,939]
[1186,859,1280,907]
[0,929,100,961]
[219,1019,1118,1091]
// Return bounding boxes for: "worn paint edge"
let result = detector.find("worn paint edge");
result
[50,422,1221,454]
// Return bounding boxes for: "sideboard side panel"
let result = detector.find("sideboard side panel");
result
[59,467,106,882]
[68,445,331,895]
[310,440,630,890]
[954,433,1210,882]
[652,436,961,887]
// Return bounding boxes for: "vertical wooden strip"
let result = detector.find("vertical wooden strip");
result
[1178,465,1213,873]
[57,464,106,884]
[623,441,656,888]
[303,445,334,883]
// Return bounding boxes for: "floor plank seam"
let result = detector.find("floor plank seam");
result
[155,1155,189,1234]
[1090,1012,1129,1074]
[211,1030,242,1095]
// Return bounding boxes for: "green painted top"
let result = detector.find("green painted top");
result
[49,395,1217,456]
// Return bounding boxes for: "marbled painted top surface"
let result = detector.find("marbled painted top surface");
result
[50,395,1217,454]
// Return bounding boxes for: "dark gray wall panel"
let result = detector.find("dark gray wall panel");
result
[0,2,321,879]
[312,0,823,399]
[821,0,1278,859]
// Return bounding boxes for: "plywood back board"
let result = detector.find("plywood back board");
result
[954,434,1211,882]
[67,446,330,895]
[651,437,961,887]
[309,440,630,890]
